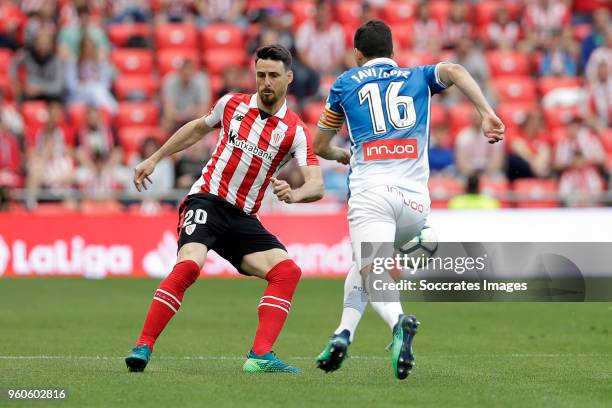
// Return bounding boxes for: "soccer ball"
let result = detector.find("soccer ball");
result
[398,226,438,263]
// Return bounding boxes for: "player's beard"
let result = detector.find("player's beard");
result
[259,88,278,107]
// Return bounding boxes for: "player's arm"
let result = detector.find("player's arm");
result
[437,63,505,144]
[314,76,350,164]
[133,118,212,191]
[272,124,324,203]
[271,165,324,203]
[313,128,350,164]
[134,94,231,191]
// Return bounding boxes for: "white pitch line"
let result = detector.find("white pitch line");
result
[0,353,610,361]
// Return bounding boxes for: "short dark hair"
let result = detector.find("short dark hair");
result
[354,20,393,59]
[255,44,292,70]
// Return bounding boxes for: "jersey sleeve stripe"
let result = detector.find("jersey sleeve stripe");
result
[434,62,450,89]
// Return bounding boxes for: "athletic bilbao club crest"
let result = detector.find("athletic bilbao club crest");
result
[271,129,285,146]
[185,224,196,235]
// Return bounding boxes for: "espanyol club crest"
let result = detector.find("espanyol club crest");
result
[185,224,196,235]
[271,129,285,146]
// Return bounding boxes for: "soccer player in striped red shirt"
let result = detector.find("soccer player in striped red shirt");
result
[125,45,324,374]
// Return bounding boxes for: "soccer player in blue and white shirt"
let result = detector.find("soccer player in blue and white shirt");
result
[313,20,504,379]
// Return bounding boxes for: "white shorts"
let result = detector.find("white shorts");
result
[348,185,431,270]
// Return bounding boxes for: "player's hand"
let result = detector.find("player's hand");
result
[481,113,505,144]
[270,177,295,204]
[133,158,156,192]
[332,148,350,165]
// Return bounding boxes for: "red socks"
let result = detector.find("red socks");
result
[135,258,302,356]
[251,259,302,355]
[136,260,200,350]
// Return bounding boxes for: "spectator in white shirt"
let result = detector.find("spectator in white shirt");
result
[295,2,346,75]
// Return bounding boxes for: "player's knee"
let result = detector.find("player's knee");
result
[267,259,302,285]
[284,260,302,283]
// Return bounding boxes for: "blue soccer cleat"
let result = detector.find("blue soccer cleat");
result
[125,345,152,372]
[243,351,301,374]
[316,329,350,373]
[391,314,420,380]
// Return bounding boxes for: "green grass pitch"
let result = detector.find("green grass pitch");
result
[0,278,611,407]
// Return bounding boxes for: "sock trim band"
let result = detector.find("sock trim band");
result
[153,297,178,313]
[258,302,289,314]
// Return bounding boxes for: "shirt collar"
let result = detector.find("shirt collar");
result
[363,57,398,67]
[249,93,287,119]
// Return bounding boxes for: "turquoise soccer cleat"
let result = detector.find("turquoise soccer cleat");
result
[125,344,152,372]
[316,330,350,373]
[243,351,301,374]
[391,314,420,380]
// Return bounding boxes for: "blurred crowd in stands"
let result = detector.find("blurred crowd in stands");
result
[0,0,610,212]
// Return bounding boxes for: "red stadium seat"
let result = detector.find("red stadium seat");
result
[0,49,12,72]
[395,51,435,68]
[493,76,537,103]
[68,104,112,130]
[428,176,463,208]
[155,24,198,50]
[290,1,316,30]
[118,126,167,156]
[335,1,362,28]
[513,178,559,208]
[504,1,522,20]
[114,75,159,100]
[474,1,498,27]
[538,76,582,96]
[390,23,412,49]
[116,102,160,127]
[157,48,200,76]
[381,0,415,24]
[543,106,581,129]
[448,104,476,138]
[208,74,224,100]
[21,100,49,129]
[246,0,284,13]
[486,50,530,77]
[111,49,154,76]
[201,23,244,51]
[302,101,325,125]
[202,49,246,75]
[429,0,451,25]
[497,102,537,130]
[430,104,446,127]
[108,23,151,47]
[480,177,511,207]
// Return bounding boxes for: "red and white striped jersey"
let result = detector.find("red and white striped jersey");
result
[188,93,319,214]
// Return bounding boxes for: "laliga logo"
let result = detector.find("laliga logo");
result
[6,236,132,278]
[363,139,418,161]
